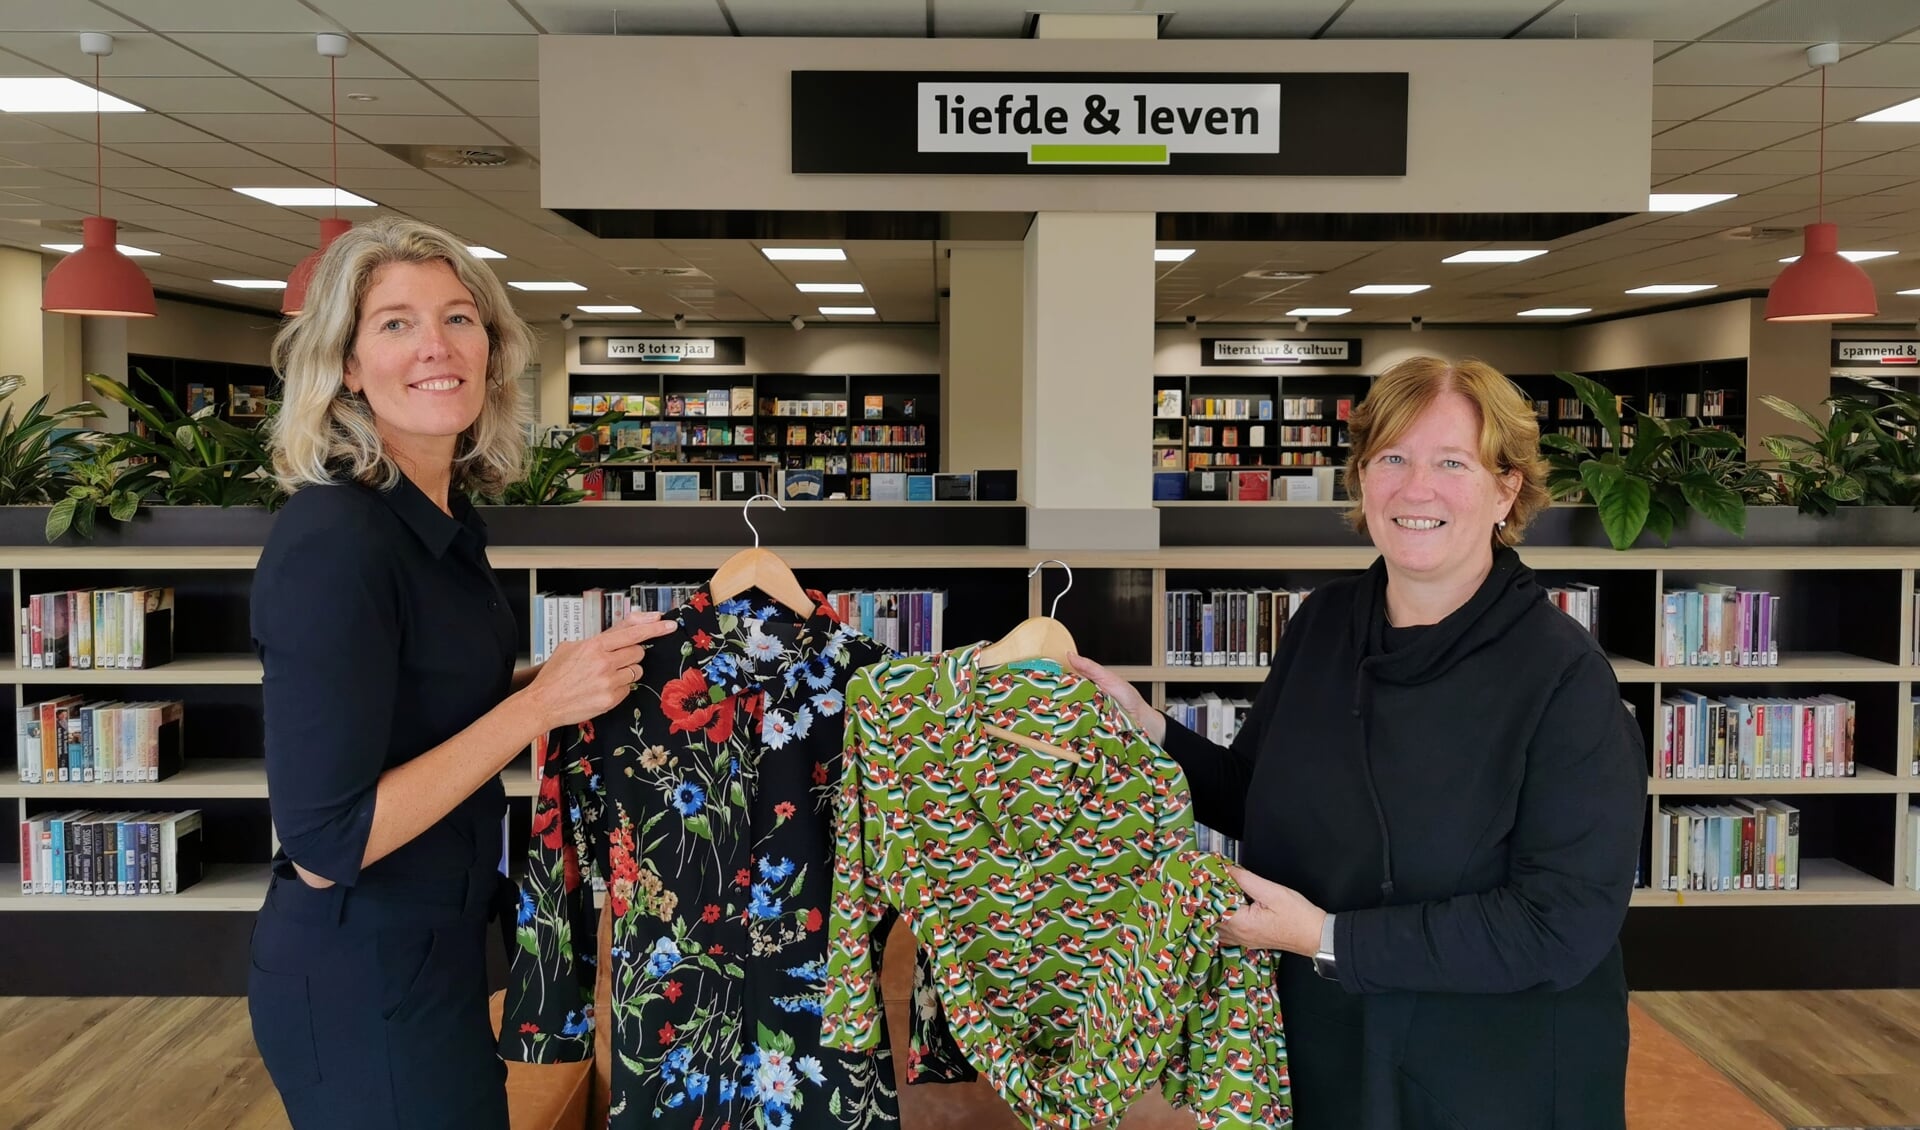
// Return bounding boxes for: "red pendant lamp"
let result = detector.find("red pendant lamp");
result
[282,33,352,317]
[42,33,155,318]
[1766,44,1879,322]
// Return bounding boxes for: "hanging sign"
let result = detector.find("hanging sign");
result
[1832,340,1919,365]
[578,336,746,365]
[1204,338,1364,366]
[792,71,1406,176]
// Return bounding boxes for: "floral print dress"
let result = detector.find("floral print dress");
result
[500,586,973,1130]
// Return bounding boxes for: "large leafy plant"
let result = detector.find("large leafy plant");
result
[0,373,102,504]
[1540,370,1766,550]
[45,437,143,542]
[1760,387,1920,514]
[84,369,283,510]
[489,410,633,506]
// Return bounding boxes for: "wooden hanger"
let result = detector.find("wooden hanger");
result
[709,494,816,618]
[978,560,1085,763]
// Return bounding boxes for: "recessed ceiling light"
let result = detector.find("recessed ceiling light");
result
[1442,249,1548,264]
[465,245,506,259]
[234,186,377,207]
[43,242,157,257]
[1285,307,1351,317]
[1899,288,1920,296]
[1625,284,1717,294]
[795,282,865,293]
[346,93,378,103]
[1350,284,1429,295]
[762,247,846,261]
[1155,249,1195,262]
[578,304,642,314]
[1518,307,1591,317]
[0,77,143,113]
[214,279,288,289]
[1778,251,1895,263]
[1648,192,1736,212]
[818,306,877,316]
[1856,95,1920,123]
[508,281,587,291]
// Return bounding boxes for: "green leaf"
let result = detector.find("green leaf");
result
[108,492,139,522]
[724,963,745,978]
[1763,435,1803,463]
[1828,474,1866,502]
[708,685,728,704]
[1685,428,1743,451]
[1759,394,1825,436]
[729,779,745,809]
[788,865,805,899]
[1680,477,1746,536]
[1641,500,1675,544]
[1580,462,1649,551]
[1554,371,1623,449]
[758,1021,797,1057]
[72,500,95,540]
[1538,433,1588,456]
[830,1089,843,1118]
[684,814,713,840]
[43,497,76,541]
[517,924,541,956]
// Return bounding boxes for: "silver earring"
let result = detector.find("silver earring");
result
[1497,519,1507,529]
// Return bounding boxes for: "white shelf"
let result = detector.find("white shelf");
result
[4,654,262,685]
[1132,654,1654,684]
[1630,858,1918,907]
[1649,766,1906,796]
[1653,652,1905,683]
[1,757,539,799]
[0,862,268,912]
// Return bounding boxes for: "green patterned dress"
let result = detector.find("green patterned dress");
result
[820,644,1293,1129]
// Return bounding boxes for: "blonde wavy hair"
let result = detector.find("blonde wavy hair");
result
[267,215,533,497]
[1344,356,1551,548]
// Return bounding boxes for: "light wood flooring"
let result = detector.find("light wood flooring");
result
[2,991,1917,1130]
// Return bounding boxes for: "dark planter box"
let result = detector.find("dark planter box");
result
[1158,503,1920,549]
[2,503,1028,549]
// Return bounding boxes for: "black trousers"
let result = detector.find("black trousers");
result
[247,862,511,1130]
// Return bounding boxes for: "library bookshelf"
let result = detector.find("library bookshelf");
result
[1,539,1915,992]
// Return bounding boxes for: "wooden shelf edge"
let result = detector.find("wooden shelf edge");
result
[0,862,268,912]
[1,759,537,800]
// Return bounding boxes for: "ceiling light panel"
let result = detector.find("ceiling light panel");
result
[1443,249,1548,263]
[1285,307,1351,316]
[0,78,143,113]
[1648,192,1737,212]
[1155,249,1195,262]
[762,247,845,261]
[1517,307,1591,316]
[44,243,157,256]
[818,306,876,315]
[578,304,641,313]
[465,245,506,259]
[795,282,865,293]
[1778,251,1896,263]
[1350,284,1430,295]
[1625,284,1717,294]
[233,186,377,207]
[509,281,587,291]
[214,279,288,289]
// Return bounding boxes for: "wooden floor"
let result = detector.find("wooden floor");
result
[2,991,1917,1129]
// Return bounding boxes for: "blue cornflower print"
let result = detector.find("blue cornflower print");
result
[685,1071,708,1100]
[795,1056,825,1085]
[717,596,753,616]
[665,1046,693,1073]
[767,1107,792,1130]
[790,705,813,741]
[517,890,536,926]
[562,1009,592,1037]
[783,959,825,982]
[810,688,844,717]
[587,773,601,794]
[647,936,681,978]
[702,651,740,682]
[758,856,795,883]
[671,780,705,816]
[802,655,837,691]
[663,1092,686,1109]
[748,883,784,920]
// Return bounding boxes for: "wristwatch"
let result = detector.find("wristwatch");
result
[1311,913,1338,980]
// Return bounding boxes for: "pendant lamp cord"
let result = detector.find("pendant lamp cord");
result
[330,53,338,220]
[94,53,101,220]
[1817,62,1826,225]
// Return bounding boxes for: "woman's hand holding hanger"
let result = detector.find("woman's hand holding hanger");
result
[1068,653,1165,746]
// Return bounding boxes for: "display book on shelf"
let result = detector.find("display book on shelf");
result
[1508,359,1748,451]
[1152,372,1371,503]
[1,544,1915,984]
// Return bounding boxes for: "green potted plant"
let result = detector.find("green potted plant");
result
[0,373,102,506]
[83,369,284,511]
[486,410,635,506]
[1760,384,1920,515]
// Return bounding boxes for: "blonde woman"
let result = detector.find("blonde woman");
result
[247,216,676,1129]
[1077,357,1646,1130]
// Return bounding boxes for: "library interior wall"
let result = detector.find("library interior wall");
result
[945,247,1026,477]
[126,299,277,369]
[1154,323,1565,376]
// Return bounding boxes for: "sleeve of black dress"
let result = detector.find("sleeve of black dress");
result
[252,492,400,886]
[1157,597,1312,840]
[1335,649,1647,995]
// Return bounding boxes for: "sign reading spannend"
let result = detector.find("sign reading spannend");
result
[791,71,1407,176]
[919,82,1278,166]
[606,338,718,361]
[1833,340,1920,365]
[1205,338,1363,366]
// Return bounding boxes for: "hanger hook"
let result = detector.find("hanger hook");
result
[1028,558,1072,618]
[742,492,784,548]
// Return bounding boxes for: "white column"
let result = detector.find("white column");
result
[945,246,1026,484]
[0,247,48,403]
[1023,211,1157,549]
[80,315,129,429]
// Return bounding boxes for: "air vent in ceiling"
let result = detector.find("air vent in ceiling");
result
[620,266,709,278]
[379,143,530,170]
[1719,225,1798,242]
[1242,269,1321,281]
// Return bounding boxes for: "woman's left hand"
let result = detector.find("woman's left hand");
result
[1219,866,1327,957]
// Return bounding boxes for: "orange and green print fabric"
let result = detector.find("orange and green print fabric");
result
[820,646,1293,1130]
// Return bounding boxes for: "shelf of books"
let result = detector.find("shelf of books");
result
[2,541,1916,992]
[1511,359,1748,451]
[1151,373,1371,501]
[567,372,938,501]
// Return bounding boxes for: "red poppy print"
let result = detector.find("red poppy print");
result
[661,668,720,735]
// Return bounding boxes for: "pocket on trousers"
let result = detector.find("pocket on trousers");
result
[248,962,322,1092]
[378,924,442,1023]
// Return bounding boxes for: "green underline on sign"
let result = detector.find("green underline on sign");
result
[1028,144,1170,164]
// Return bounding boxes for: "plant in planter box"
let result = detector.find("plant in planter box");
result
[45,437,144,541]
[487,410,639,506]
[0,373,103,504]
[1759,386,1920,515]
[82,369,285,513]
[1541,370,1772,550]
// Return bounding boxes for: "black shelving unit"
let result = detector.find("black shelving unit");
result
[1515,359,1748,453]
[127,353,278,425]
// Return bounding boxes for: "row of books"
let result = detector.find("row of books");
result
[820,590,947,657]
[1653,800,1800,892]
[18,808,204,895]
[18,587,176,671]
[1188,425,1267,448]
[1165,693,1255,746]
[13,697,185,785]
[849,426,926,446]
[1909,804,1920,891]
[1153,393,1278,421]
[1193,823,1242,864]
[1661,585,1781,667]
[531,585,949,663]
[1648,390,1735,419]
[1659,692,1855,780]
[767,398,853,418]
[1164,589,1312,668]
[1279,426,1339,448]
[1545,583,1603,637]
[1280,397,1353,421]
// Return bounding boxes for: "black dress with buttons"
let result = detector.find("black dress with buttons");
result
[246,475,520,1130]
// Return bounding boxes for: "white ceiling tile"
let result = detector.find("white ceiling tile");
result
[133,186,277,208]
[727,0,925,37]
[481,117,539,148]
[928,0,1036,37]
[0,32,226,78]
[1702,0,1920,44]
[1705,85,1920,123]
[111,141,285,166]
[518,1,728,35]
[256,76,460,116]
[0,118,88,144]
[1516,1,1773,41]
[103,76,304,115]
[1775,121,1920,150]
[0,142,146,166]
[167,33,409,81]
[1159,1,1345,39]
[1655,42,1825,86]
[0,0,140,32]
[333,114,503,145]
[359,34,536,80]
[1651,150,1737,177]
[1652,86,1767,121]
[171,114,334,143]
[303,0,538,35]
[1833,151,1920,175]
[1696,149,1835,175]
[427,164,540,191]
[100,0,343,32]
[1654,119,1814,150]
[426,80,537,118]
[245,141,413,168]
[1323,0,1555,38]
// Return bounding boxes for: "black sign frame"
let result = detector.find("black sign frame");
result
[1831,339,1920,366]
[791,70,1407,176]
[576,336,747,366]
[1201,337,1365,367]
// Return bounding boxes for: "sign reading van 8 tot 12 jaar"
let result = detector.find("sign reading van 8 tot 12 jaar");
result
[1833,340,1920,365]
[791,71,1407,175]
[605,339,718,361]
